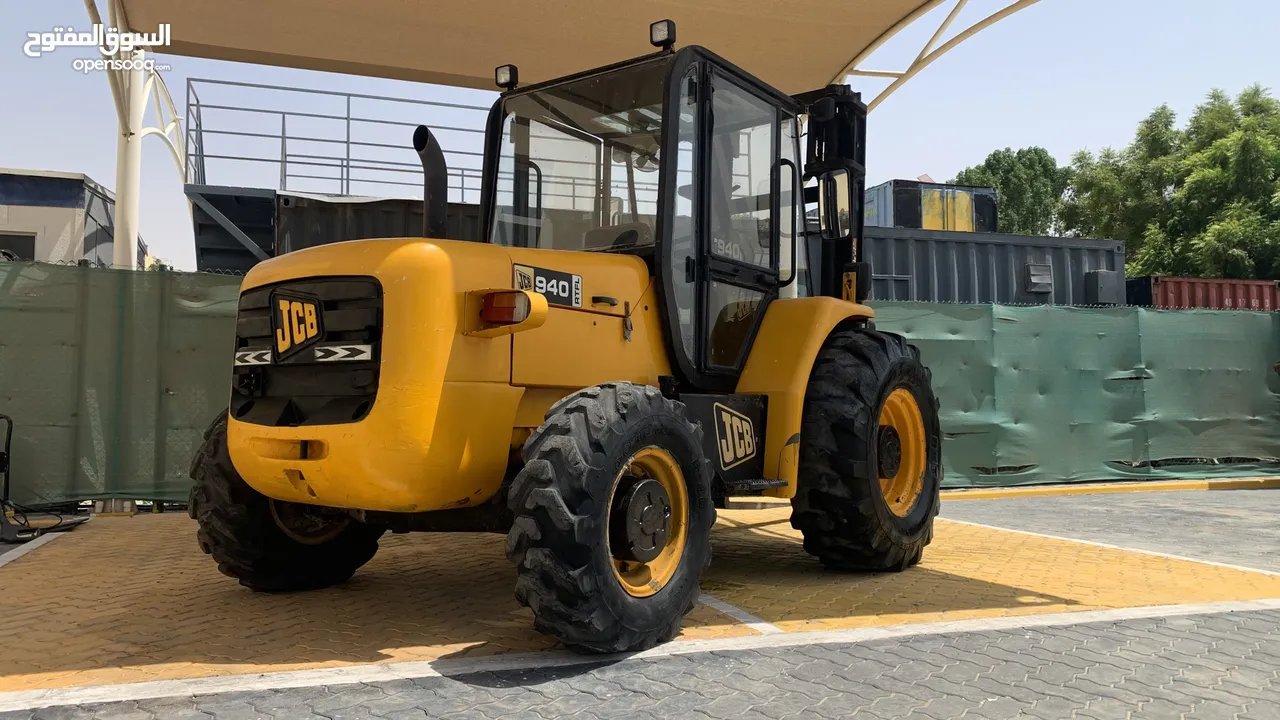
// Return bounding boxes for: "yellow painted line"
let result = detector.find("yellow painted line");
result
[942,476,1280,501]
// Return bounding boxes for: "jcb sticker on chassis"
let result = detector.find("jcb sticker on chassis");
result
[514,263,583,308]
[714,402,757,470]
[270,291,323,360]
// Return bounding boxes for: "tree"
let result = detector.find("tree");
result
[1060,85,1280,280]
[952,147,1071,235]
[1059,104,1182,254]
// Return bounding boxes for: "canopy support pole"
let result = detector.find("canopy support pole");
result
[112,48,146,269]
[84,0,187,269]
[831,0,1043,112]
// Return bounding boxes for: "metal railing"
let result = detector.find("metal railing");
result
[181,77,743,212]
[184,78,495,202]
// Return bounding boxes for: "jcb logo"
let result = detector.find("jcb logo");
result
[271,292,323,359]
[714,403,756,470]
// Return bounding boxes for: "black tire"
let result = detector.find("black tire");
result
[506,382,714,654]
[791,327,942,571]
[189,412,385,591]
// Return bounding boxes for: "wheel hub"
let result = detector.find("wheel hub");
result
[610,477,672,563]
[269,499,350,545]
[877,425,902,478]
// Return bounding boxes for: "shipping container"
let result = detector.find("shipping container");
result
[863,226,1125,306]
[276,193,483,254]
[1126,276,1280,311]
[864,179,998,233]
[187,185,485,272]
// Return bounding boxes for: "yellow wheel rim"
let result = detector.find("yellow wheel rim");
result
[607,447,689,598]
[877,388,927,517]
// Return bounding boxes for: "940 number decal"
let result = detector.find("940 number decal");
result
[513,264,583,308]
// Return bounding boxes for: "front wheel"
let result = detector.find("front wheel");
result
[505,383,714,654]
[790,328,943,571]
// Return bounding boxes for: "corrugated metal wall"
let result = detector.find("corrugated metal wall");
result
[276,194,484,253]
[190,186,1126,308]
[864,226,1126,305]
[1127,276,1280,311]
[187,187,487,274]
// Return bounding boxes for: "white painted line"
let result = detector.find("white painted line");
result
[5,597,1280,712]
[699,593,784,635]
[941,518,1280,577]
[0,531,62,570]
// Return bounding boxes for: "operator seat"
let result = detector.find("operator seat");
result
[582,222,653,251]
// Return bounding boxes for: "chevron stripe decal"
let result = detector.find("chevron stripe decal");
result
[313,344,373,362]
[234,350,272,366]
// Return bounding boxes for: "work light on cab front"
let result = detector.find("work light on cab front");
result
[481,291,531,325]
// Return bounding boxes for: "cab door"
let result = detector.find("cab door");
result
[697,69,795,388]
[659,54,804,393]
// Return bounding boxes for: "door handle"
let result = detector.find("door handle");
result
[591,296,619,306]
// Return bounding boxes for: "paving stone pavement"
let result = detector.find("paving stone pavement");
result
[942,489,1280,573]
[6,608,1280,719]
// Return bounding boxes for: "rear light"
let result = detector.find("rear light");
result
[480,291,531,325]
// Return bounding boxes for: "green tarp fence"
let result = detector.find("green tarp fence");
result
[871,302,1280,486]
[1,263,238,507]
[2,262,1278,506]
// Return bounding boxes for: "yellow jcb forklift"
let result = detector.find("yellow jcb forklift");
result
[190,20,943,654]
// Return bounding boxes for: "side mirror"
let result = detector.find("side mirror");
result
[818,169,852,241]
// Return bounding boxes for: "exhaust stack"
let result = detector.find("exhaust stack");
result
[412,125,448,239]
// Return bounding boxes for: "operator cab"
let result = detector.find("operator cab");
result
[475,20,866,393]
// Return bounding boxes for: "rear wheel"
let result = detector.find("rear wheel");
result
[189,413,385,591]
[791,327,942,571]
[506,383,714,654]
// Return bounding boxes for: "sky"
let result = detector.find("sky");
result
[2,0,1278,270]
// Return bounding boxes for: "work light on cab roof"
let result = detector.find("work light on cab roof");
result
[495,19,675,91]
[494,64,518,91]
[649,19,676,51]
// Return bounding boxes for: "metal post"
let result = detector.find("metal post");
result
[185,79,192,181]
[345,95,352,195]
[112,48,146,270]
[279,114,288,191]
